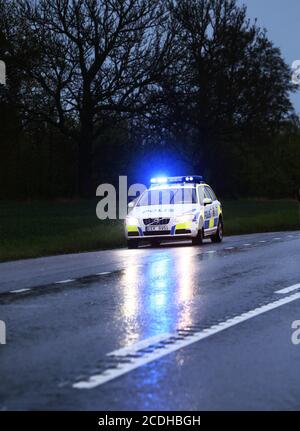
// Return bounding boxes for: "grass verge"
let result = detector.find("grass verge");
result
[0,199,299,261]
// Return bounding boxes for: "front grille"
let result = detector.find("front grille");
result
[175,229,191,234]
[144,230,171,236]
[143,218,170,226]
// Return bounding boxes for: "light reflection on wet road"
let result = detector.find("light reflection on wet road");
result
[119,249,198,343]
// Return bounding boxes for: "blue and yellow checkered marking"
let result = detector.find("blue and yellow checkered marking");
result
[204,217,218,230]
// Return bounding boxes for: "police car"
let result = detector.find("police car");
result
[125,176,223,249]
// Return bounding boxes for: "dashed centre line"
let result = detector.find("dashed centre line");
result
[55,279,75,284]
[5,233,298,297]
[10,288,31,294]
[5,272,114,298]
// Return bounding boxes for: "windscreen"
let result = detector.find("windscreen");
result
[137,187,198,206]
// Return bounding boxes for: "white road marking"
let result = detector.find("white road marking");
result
[96,272,111,276]
[273,237,281,240]
[259,240,266,243]
[275,283,300,294]
[73,287,300,390]
[108,333,173,357]
[224,246,235,250]
[10,288,31,294]
[55,279,75,284]
[243,243,251,246]
[205,250,216,254]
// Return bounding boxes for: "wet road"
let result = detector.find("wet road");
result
[0,231,300,410]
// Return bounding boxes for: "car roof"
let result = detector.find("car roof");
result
[148,183,208,191]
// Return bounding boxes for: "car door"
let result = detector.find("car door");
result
[206,186,219,229]
[203,186,215,230]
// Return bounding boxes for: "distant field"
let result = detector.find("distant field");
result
[0,199,299,261]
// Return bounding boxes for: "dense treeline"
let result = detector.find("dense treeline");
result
[0,0,299,199]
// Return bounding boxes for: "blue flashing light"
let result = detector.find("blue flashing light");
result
[151,177,167,184]
[157,177,168,183]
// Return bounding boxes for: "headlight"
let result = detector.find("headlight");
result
[175,213,195,223]
[126,216,138,225]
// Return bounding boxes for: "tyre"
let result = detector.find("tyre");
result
[150,240,160,247]
[192,228,203,245]
[127,239,139,249]
[211,218,223,243]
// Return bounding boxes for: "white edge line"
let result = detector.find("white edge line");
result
[107,333,173,357]
[275,283,300,294]
[73,289,300,389]
[10,288,31,294]
[96,272,111,276]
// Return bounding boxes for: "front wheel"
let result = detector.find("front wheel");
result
[211,219,223,243]
[192,228,203,245]
[127,239,139,249]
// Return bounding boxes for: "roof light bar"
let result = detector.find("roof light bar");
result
[150,175,203,185]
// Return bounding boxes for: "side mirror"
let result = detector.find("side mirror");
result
[128,200,135,209]
[203,197,212,206]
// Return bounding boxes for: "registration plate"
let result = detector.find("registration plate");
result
[145,225,169,232]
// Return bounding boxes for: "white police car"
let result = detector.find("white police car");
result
[125,176,223,249]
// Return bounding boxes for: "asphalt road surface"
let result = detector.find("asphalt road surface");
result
[1,231,300,411]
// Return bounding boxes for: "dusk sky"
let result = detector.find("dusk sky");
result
[240,0,300,113]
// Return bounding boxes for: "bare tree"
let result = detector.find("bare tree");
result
[10,0,176,196]
[155,0,297,193]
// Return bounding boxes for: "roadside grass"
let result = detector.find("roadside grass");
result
[0,199,299,262]
[223,200,299,235]
[0,200,124,262]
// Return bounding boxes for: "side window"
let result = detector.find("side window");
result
[207,187,217,202]
[198,186,205,204]
[204,186,213,201]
